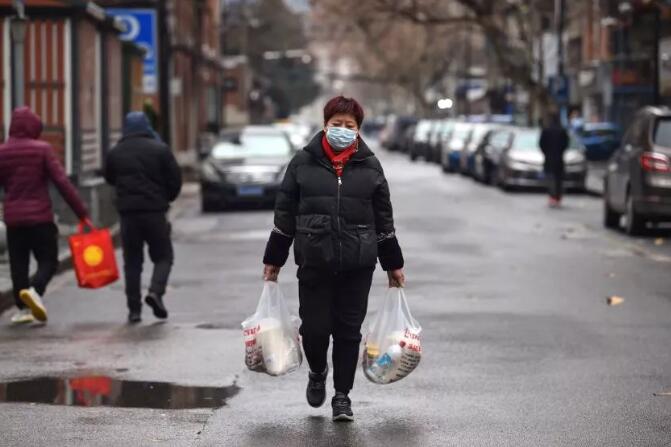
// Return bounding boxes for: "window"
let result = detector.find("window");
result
[654,118,671,148]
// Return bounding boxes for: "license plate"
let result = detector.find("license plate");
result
[237,186,264,197]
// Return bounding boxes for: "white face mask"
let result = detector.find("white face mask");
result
[326,126,357,150]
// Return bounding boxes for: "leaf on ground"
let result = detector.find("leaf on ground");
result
[654,238,664,246]
[607,296,625,306]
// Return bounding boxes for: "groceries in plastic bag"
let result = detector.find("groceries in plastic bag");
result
[363,288,422,384]
[242,281,302,376]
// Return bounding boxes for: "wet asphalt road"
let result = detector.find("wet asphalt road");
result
[1,144,671,446]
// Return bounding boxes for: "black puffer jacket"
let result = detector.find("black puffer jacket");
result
[104,113,182,214]
[263,132,404,272]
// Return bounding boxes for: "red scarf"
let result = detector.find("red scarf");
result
[321,134,358,178]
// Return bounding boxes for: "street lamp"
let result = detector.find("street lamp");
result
[10,0,27,108]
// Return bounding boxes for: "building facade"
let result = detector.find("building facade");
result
[0,0,144,227]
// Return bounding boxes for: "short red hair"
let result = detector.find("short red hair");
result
[323,96,364,127]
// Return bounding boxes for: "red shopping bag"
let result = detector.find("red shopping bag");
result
[69,221,119,289]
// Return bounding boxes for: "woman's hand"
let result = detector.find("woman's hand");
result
[387,269,405,288]
[264,264,281,282]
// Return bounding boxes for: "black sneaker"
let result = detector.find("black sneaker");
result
[128,310,142,324]
[332,392,354,422]
[306,367,328,408]
[145,293,168,319]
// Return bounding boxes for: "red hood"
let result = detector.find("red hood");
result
[9,106,43,139]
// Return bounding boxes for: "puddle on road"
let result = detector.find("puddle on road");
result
[0,376,240,409]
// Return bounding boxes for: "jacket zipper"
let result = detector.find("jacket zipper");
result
[337,174,342,269]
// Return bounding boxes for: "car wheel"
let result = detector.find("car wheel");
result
[603,197,620,229]
[625,193,645,235]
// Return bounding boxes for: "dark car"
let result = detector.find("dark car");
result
[200,126,296,212]
[575,122,621,161]
[410,119,436,161]
[603,107,671,235]
[398,122,417,154]
[381,116,417,152]
[496,127,587,191]
[473,127,514,184]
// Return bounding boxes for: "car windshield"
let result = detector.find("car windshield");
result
[512,130,541,150]
[212,134,292,159]
[654,119,671,148]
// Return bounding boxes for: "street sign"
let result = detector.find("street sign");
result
[107,8,159,94]
[549,74,569,103]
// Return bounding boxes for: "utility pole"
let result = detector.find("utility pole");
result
[555,0,567,123]
[10,0,27,108]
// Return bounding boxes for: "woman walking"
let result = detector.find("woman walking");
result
[262,96,405,422]
[0,107,90,324]
[539,113,569,208]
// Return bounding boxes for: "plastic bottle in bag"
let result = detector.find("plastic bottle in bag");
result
[368,343,403,382]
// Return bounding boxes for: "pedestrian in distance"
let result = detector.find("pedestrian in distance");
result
[104,112,182,324]
[539,113,569,208]
[0,107,90,325]
[262,96,406,422]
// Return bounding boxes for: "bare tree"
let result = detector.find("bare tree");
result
[311,0,465,115]
[372,0,558,117]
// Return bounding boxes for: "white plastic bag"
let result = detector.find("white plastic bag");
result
[362,288,422,384]
[241,281,302,376]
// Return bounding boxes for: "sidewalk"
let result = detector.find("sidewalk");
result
[0,183,199,315]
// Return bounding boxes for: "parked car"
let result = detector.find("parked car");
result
[496,127,587,191]
[575,122,621,161]
[200,126,296,212]
[426,120,449,163]
[473,127,514,184]
[432,119,455,164]
[459,123,497,176]
[603,107,671,235]
[399,122,417,154]
[273,121,312,149]
[381,116,417,152]
[409,119,435,161]
[441,122,472,173]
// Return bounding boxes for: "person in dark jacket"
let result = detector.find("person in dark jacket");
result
[104,112,182,323]
[262,96,405,422]
[539,113,569,207]
[0,107,90,325]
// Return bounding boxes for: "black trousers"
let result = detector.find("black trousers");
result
[7,222,59,308]
[297,266,374,394]
[547,170,564,200]
[120,212,174,312]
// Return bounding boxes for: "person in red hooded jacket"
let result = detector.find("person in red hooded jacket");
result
[0,107,89,325]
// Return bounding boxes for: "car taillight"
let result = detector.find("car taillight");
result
[640,152,671,173]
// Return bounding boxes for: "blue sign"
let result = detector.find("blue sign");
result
[549,75,569,103]
[107,8,159,94]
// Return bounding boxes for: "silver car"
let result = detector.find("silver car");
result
[496,127,587,191]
